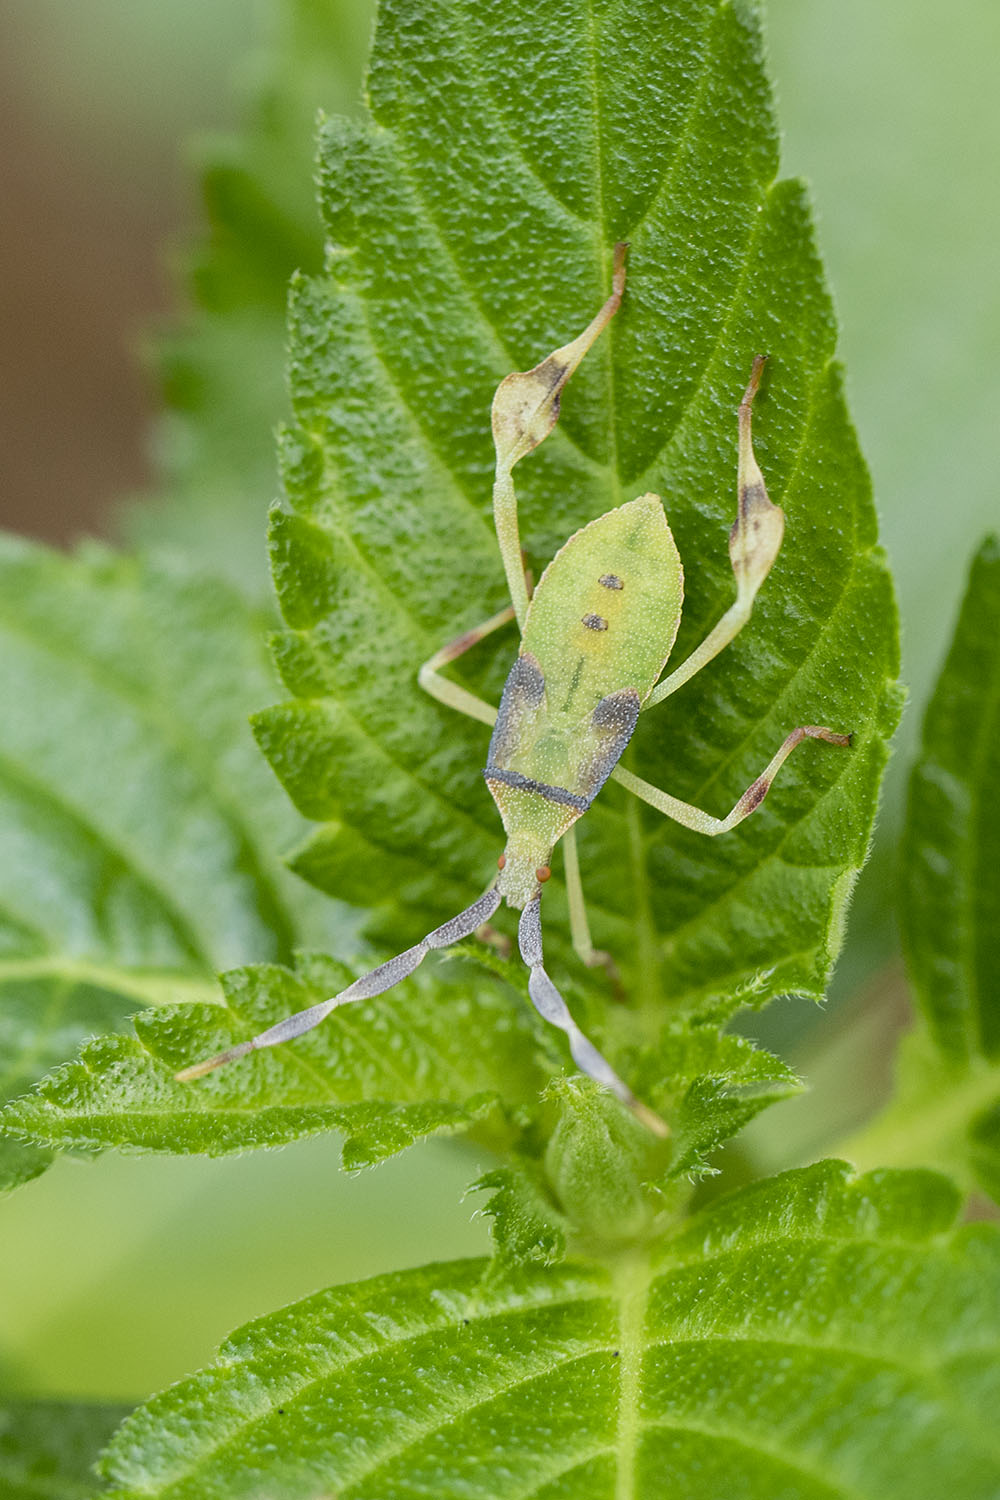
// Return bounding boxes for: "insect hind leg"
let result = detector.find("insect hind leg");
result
[176,886,502,1081]
[517,897,666,1137]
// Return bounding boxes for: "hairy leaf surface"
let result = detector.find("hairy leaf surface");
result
[99,1163,1000,1499]
[259,0,899,1066]
[477,1026,800,1264]
[1,950,544,1169]
[2,957,795,1206]
[846,537,1000,1196]
[0,538,341,1189]
[0,1399,131,1500]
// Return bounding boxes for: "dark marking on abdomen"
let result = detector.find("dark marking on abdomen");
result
[599,573,623,590]
[560,655,586,716]
[582,613,608,631]
[483,765,589,811]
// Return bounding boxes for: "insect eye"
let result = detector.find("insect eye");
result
[497,854,506,869]
[535,865,551,882]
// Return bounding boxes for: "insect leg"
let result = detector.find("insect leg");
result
[175,885,502,1081]
[562,826,622,994]
[417,602,517,727]
[492,243,627,631]
[517,896,667,1137]
[614,725,851,835]
[645,356,785,709]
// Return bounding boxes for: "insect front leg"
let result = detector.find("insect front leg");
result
[646,355,785,710]
[491,243,627,631]
[613,724,851,835]
[517,896,666,1137]
[175,885,503,1081]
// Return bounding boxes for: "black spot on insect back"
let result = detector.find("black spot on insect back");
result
[599,573,624,590]
[582,613,608,631]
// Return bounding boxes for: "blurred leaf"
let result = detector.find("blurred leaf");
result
[98,1161,1000,1499]
[258,0,899,1070]
[0,1398,131,1499]
[899,537,1000,1062]
[125,0,375,589]
[845,537,1000,1196]
[0,536,342,1190]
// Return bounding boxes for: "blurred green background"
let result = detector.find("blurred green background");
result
[0,0,997,1401]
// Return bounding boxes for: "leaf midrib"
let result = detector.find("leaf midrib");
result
[103,1268,995,1500]
[613,1249,651,1500]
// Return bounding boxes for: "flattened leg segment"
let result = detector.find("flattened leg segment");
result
[517,898,667,1137]
[646,355,784,710]
[176,886,502,1081]
[491,243,628,630]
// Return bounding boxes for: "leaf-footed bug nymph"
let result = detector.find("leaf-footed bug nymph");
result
[177,245,851,1134]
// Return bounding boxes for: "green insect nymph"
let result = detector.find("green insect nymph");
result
[178,245,850,1135]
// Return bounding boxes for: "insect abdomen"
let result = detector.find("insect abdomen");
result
[521,494,684,714]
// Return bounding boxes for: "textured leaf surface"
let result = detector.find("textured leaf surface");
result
[260,0,899,1071]
[846,538,1000,1196]
[99,1162,1000,1499]
[2,956,793,1211]
[0,1399,131,1500]
[1,950,543,1170]
[0,537,341,1189]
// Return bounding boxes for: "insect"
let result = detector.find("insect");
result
[178,244,850,1133]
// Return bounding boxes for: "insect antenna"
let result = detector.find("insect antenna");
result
[517,897,668,1137]
[175,885,502,1081]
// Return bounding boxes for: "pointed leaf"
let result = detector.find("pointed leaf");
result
[845,537,1000,1197]
[99,1162,1000,1499]
[899,536,1000,1063]
[1,950,545,1169]
[260,0,899,1066]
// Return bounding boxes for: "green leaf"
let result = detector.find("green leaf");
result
[259,0,899,1070]
[899,536,1000,1062]
[0,1399,131,1500]
[0,536,342,1189]
[1,950,545,1170]
[125,0,373,591]
[645,1026,802,1182]
[3,969,795,1253]
[478,1025,799,1262]
[843,537,1000,1196]
[98,1162,1000,1499]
